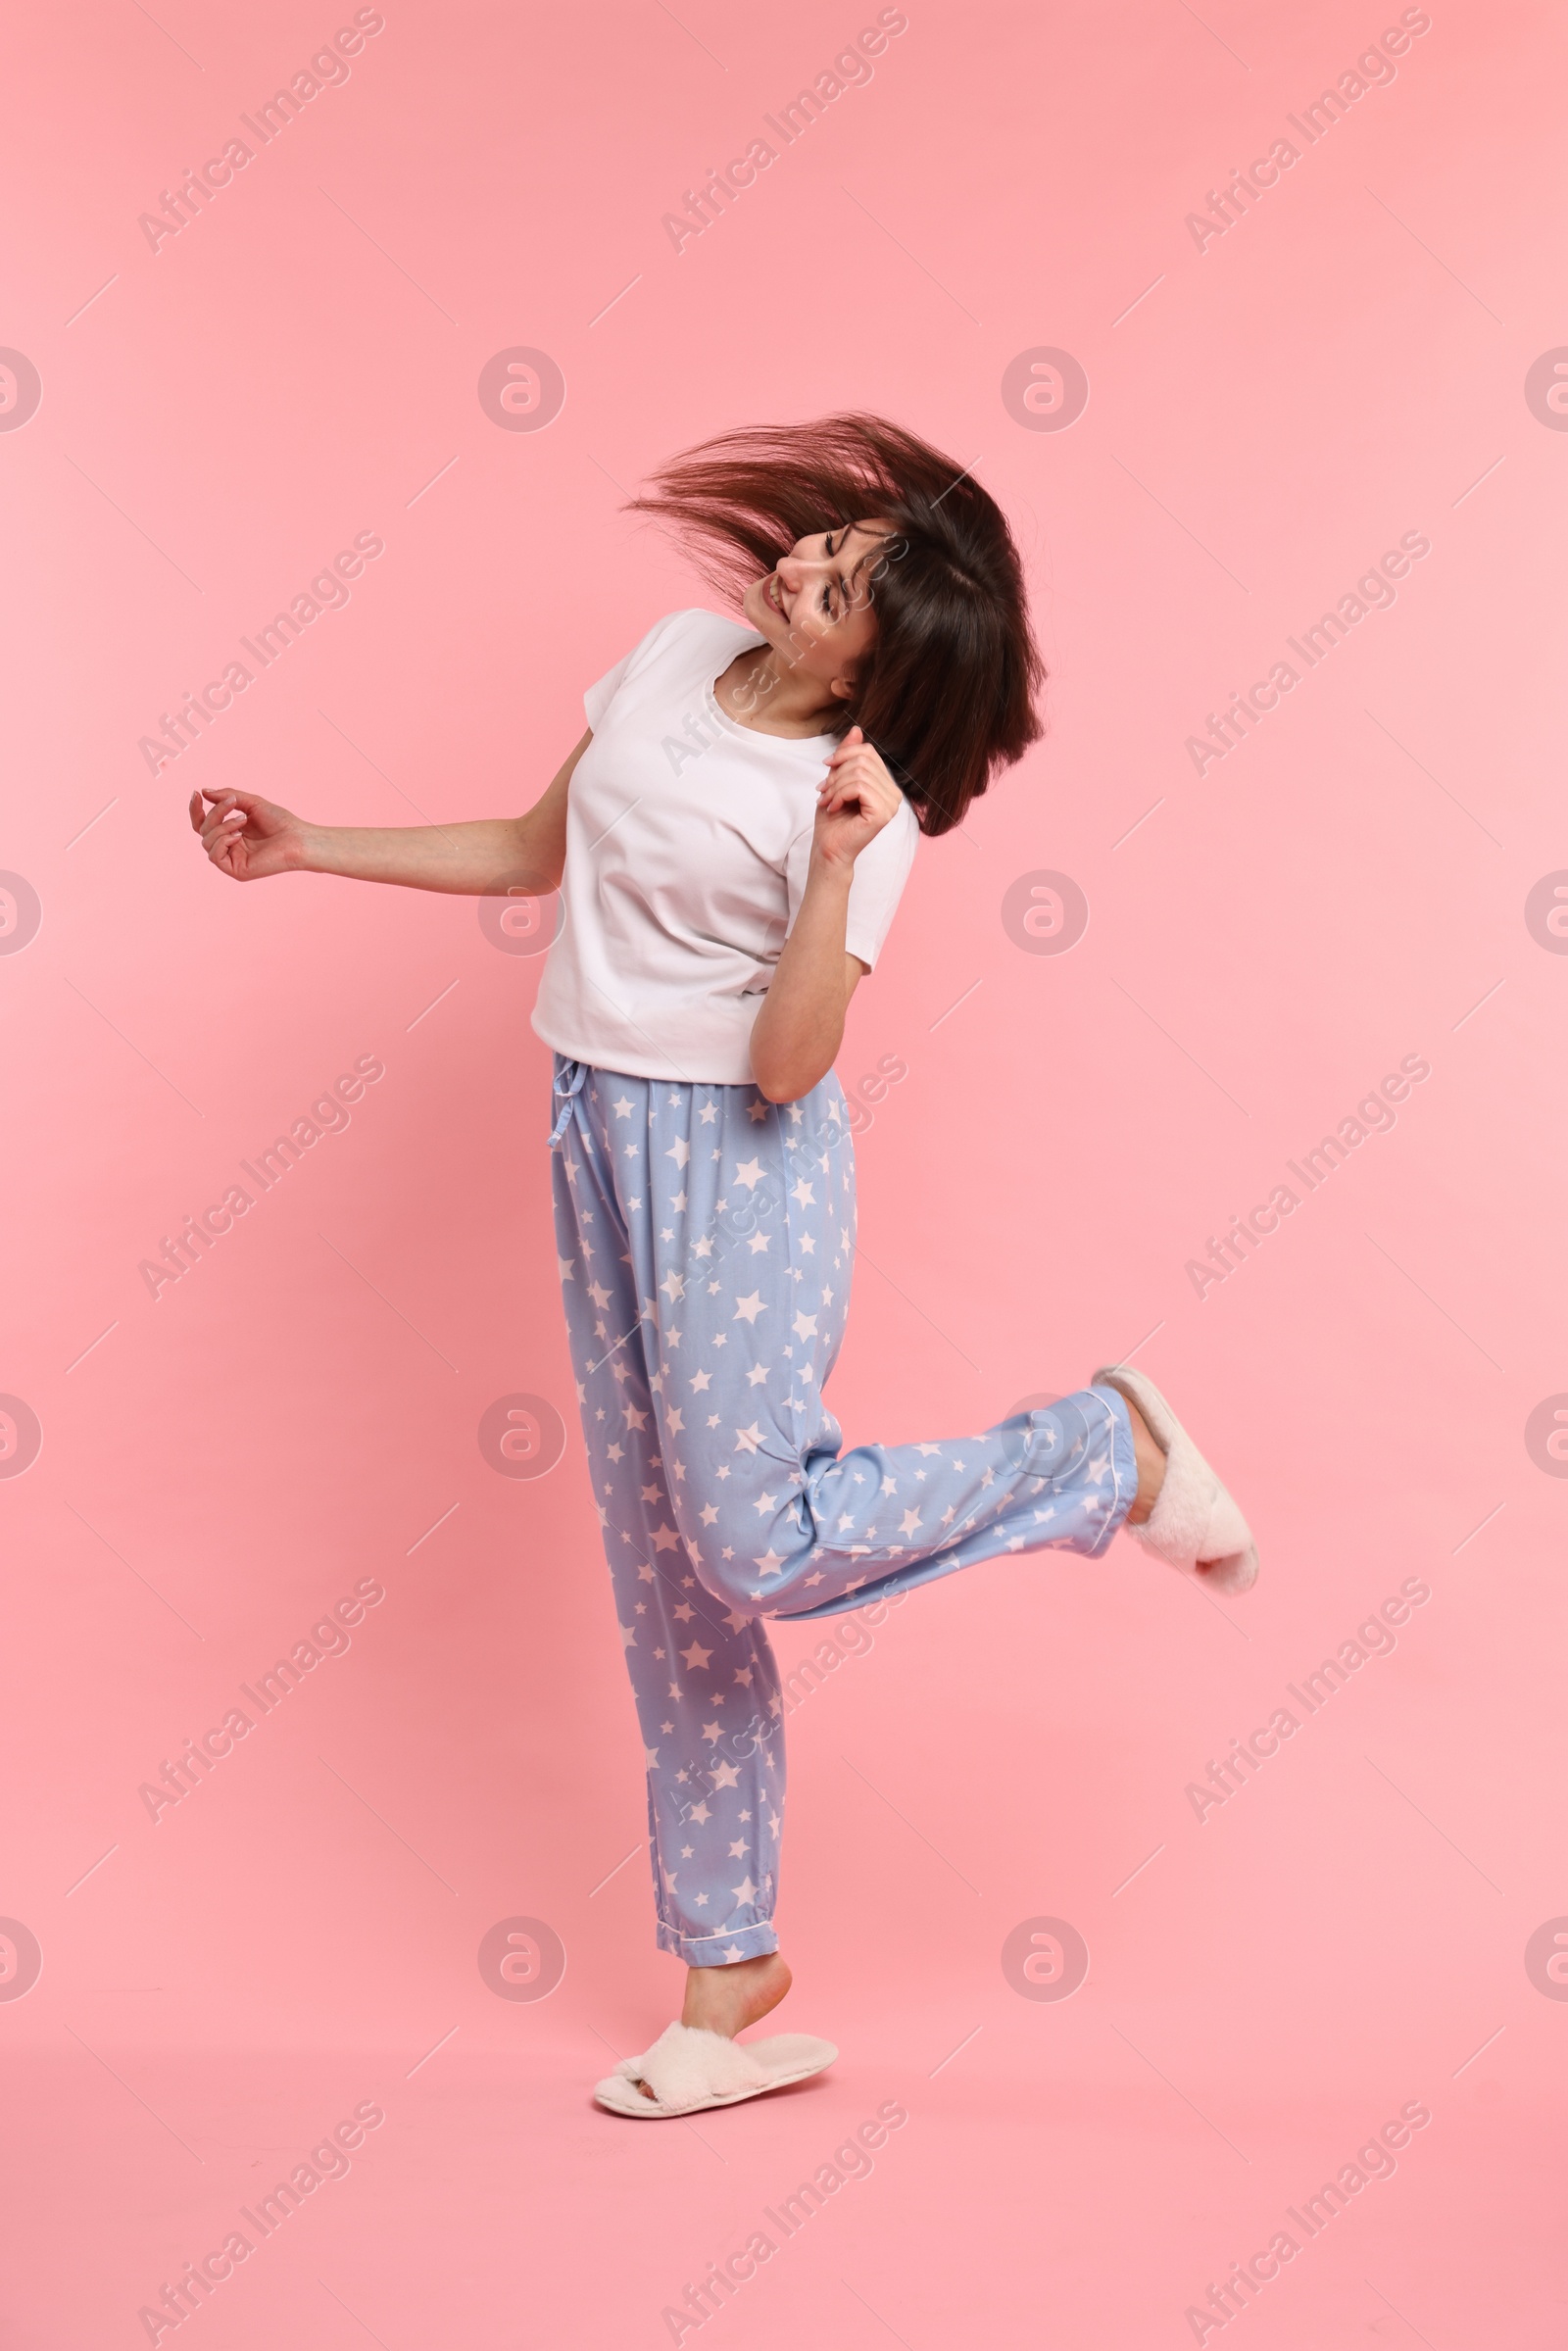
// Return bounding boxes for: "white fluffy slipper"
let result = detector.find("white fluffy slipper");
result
[1092,1364,1259,1594]
[593,2022,838,2119]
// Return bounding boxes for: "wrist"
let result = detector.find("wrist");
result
[806,849,857,891]
[293,824,330,874]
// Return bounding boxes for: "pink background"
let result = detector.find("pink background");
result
[3,0,1565,2342]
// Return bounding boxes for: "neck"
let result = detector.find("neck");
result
[719,648,842,738]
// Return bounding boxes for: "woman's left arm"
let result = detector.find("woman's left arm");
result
[749,727,904,1104]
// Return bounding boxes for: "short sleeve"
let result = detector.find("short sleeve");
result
[583,650,632,732]
[844,798,919,967]
[581,610,708,733]
[784,796,919,971]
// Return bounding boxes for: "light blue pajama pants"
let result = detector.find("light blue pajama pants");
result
[549,1057,1138,1965]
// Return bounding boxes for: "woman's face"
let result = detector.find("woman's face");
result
[742,517,893,700]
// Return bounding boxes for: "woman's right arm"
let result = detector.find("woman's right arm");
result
[188,731,592,894]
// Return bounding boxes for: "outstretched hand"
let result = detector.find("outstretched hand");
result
[188,788,305,881]
[813,727,901,869]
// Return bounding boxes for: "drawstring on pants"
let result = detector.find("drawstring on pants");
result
[548,1058,587,1146]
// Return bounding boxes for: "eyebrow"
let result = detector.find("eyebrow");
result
[832,521,883,605]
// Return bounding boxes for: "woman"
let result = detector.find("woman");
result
[191,415,1258,2119]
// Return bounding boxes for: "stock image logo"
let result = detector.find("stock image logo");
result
[0,351,41,432]
[477,347,565,432]
[0,1396,42,1480]
[0,1919,42,2001]
[477,881,564,956]
[477,1916,566,2001]
[1524,871,1568,952]
[1524,349,1568,429]
[1001,346,1089,432]
[1524,1918,1568,1999]
[0,872,41,955]
[1001,1915,1090,2001]
[478,1393,567,1480]
[1001,869,1090,955]
[1524,1395,1568,1477]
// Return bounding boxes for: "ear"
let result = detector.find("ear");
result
[828,673,857,702]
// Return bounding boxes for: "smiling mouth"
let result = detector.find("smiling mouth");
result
[764,573,787,616]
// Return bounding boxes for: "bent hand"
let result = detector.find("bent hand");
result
[813,727,901,869]
[189,788,306,882]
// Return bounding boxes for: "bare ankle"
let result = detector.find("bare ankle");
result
[1123,1396,1166,1526]
[681,1950,791,2036]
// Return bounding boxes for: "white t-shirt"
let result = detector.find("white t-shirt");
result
[531,609,919,1084]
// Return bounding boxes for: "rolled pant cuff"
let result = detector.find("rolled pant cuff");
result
[657,1921,779,1965]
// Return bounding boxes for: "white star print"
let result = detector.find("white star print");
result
[612,1097,632,1118]
[733,1293,765,1324]
[734,1158,763,1190]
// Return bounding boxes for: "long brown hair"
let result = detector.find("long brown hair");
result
[626,414,1044,836]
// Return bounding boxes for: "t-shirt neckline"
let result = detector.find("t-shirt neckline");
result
[703,631,839,755]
